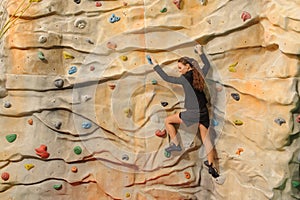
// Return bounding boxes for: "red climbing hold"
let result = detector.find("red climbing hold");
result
[95,1,102,7]
[173,0,182,9]
[35,144,50,158]
[241,11,251,22]
[155,129,166,137]
[1,172,9,181]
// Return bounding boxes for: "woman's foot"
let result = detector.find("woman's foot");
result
[204,160,219,178]
[165,142,182,153]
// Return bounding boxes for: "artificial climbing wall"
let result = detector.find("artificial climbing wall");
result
[0,0,299,199]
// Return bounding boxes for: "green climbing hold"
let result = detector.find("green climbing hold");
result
[164,150,171,158]
[6,134,17,143]
[38,51,46,60]
[53,184,62,190]
[73,146,82,155]
[160,7,167,13]
[292,180,300,188]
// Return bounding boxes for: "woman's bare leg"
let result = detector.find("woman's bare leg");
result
[199,124,215,165]
[165,113,183,145]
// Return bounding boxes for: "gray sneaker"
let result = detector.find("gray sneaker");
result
[165,142,182,153]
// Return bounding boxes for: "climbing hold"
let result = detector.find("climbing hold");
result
[292,180,300,188]
[108,84,116,90]
[82,121,92,129]
[241,11,251,22]
[6,134,17,143]
[236,147,244,155]
[123,2,128,6]
[228,62,238,72]
[35,144,50,159]
[29,0,42,2]
[95,1,102,7]
[160,7,167,13]
[74,19,87,29]
[233,119,243,126]
[122,154,129,161]
[161,102,168,107]
[71,166,78,173]
[274,118,286,126]
[125,192,131,198]
[28,118,33,125]
[164,150,171,158]
[1,172,9,181]
[82,95,92,102]
[68,66,77,75]
[151,79,157,85]
[54,79,64,88]
[106,41,117,50]
[173,0,182,9]
[24,164,35,171]
[146,55,153,65]
[155,129,166,137]
[73,146,82,155]
[231,93,240,101]
[4,101,11,108]
[124,108,132,117]
[38,52,46,60]
[120,55,128,61]
[86,39,94,44]
[184,171,191,179]
[90,66,95,71]
[74,0,80,4]
[63,51,74,59]
[53,184,62,190]
[38,35,47,43]
[54,121,62,129]
[199,0,207,5]
[212,119,219,126]
[109,14,121,23]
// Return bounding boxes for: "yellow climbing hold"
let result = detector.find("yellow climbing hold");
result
[120,55,128,61]
[63,51,74,59]
[125,192,131,198]
[29,0,42,2]
[24,164,35,170]
[228,62,238,72]
[233,119,243,126]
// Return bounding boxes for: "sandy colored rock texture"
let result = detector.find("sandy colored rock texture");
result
[0,0,299,199]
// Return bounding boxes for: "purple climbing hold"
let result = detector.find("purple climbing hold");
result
[231,93,240,101]
[161,102,168,107]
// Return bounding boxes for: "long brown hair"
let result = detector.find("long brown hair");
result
[178,57,205,91]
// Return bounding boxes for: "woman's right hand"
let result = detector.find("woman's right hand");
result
[194,44,204,55]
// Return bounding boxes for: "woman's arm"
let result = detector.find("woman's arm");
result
[153,65,183,84]
[194,45,211,77]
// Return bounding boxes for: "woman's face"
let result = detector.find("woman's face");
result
[178,62,191,74]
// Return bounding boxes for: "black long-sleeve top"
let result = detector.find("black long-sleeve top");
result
[153,54,210,110]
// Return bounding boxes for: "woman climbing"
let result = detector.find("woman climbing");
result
[151,45,219,178]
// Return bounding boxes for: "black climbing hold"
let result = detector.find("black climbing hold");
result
[74,0,80,4]
[55,122,62,129]
[54,79,64,88]
[161,102,168,107]
[4,101,11,108]
[231,93,240,101]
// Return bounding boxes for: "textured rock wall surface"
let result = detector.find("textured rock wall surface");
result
[0,0,299,199]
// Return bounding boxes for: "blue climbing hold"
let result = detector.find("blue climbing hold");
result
[68,66,77,75]
[212,119,219,126]
[146,55,153,65]
[151,79,157,85]
[82,121,92,129]
[109,14,121,23]
[274,118,286,126]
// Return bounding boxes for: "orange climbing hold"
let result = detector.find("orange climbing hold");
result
[28,118,33,125]
[184,171,191,179]
[71,166,78,173]
[236,148,244,155]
